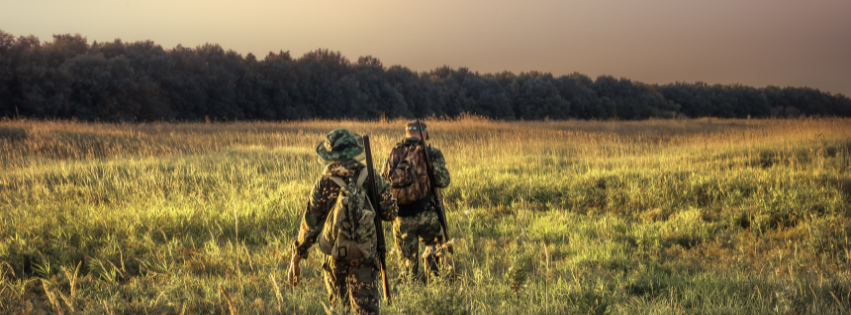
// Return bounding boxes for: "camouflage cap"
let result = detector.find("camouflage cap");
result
[315,129,364,162]
[405,120,427,132]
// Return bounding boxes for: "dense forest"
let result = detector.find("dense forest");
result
[1,30,849,122]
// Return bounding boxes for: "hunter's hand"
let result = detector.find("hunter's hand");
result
[287,255,301,287]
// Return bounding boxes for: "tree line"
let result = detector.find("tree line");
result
[1,30,849,122]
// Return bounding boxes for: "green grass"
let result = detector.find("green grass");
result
[1,117,850,314]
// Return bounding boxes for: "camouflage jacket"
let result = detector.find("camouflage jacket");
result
[293,159,398,259]
[381,137,451,189]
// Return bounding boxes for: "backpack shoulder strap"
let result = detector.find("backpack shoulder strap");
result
[329,176,347,188]
[355,168,369,187]
[329,168,368,188]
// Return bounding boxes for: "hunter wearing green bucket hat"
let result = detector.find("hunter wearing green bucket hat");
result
[290,127,399,314]
[315,129,365,163]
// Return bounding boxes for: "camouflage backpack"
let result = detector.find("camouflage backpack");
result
[318,168,377,261]
[386,144,431,205]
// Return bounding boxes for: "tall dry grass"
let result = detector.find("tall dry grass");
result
[0,116,849,314]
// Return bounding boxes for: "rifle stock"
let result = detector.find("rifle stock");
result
[416,121,454,254]
[362,135,391,304]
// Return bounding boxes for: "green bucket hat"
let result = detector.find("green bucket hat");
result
[315,129,364,162]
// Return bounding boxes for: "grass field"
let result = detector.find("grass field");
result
[1,117,850,314]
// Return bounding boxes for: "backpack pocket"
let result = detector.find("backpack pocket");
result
[318,169,378,261]
[389,161,416,188]
[389,145,431,205]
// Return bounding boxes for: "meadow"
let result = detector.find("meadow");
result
[1,116,850,314]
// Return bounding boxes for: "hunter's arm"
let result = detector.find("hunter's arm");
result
[373,169,398,221]
[380,157,391,181]
[293,176,334,258]
[428,147,451,188]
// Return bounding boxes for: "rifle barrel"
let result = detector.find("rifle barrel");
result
[363,135,391,304]
[416,121,453,254]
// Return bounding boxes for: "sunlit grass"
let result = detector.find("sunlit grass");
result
[1,117,850,314]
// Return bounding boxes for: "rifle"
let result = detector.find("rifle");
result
[362,135,391,304]
[415,120,454,254]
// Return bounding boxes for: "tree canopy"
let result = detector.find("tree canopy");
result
[1,30,849,122]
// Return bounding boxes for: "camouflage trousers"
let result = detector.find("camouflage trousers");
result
[322,257,379,315]
[392,209,444,283]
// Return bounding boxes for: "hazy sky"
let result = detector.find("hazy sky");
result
[2,0,850,95]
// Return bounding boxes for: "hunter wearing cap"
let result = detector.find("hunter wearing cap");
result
[288,129,398,315]
[381,120,451,283]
